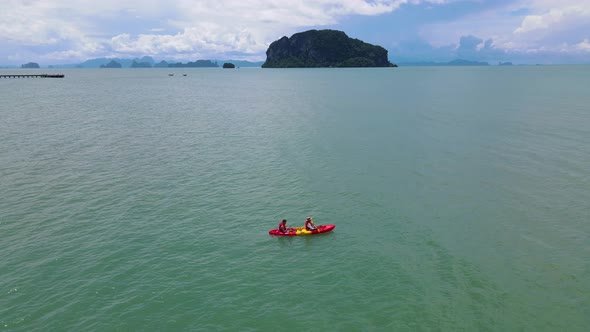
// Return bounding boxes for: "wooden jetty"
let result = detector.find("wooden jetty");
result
[0,74,64,78]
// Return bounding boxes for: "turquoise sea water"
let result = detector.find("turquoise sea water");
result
[1,67,589,331]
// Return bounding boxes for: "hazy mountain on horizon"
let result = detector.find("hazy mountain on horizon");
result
[76,56,155,68]
[397,59,491,66]
[8,57,528,68]
[43,57,264,68]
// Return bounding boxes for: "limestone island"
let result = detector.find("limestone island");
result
[100,60,122,68]
[21,62,40,68]
[262,29,396,68]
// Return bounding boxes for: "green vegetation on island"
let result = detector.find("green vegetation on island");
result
[262,29,396,68]
[222,63,236,68]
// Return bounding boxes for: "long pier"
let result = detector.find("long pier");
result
[0,74,64,78]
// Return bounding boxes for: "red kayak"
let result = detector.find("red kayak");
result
[269,224,335,236]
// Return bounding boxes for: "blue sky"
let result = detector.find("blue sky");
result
[1,0,589,65]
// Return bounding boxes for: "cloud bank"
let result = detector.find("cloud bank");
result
[413,0,590,63]
[1,0,588,65]
[1,0,441,64]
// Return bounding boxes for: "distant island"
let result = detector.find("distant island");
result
[130,60,152,68]
[42,57,263,69]
[222,63,236,69]
[21,62,40,68]
[262,29,396,68]
[168,60,218,68]
[397,59,490,66]
[100,60,122,68]
[154,61,169,68]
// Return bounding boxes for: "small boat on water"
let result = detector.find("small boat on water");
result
[269,224,335,236]
[168,73,174,76]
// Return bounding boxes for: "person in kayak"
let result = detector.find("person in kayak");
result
[278,219,290,233]
[305,217,317,231]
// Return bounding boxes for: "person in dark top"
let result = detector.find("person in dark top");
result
[278,219,289,233]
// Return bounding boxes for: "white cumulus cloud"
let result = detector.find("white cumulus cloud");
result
[0,0,446,63]
[515,4,590,34]
[2,0,588,64]
[576,39,590,51]
[414,0,590,63]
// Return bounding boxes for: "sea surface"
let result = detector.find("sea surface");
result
[1,66,589,331]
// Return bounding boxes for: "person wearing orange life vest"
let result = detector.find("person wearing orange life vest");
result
[305,216,317,231]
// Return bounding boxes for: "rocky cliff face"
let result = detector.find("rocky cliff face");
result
[262,30,395,68]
